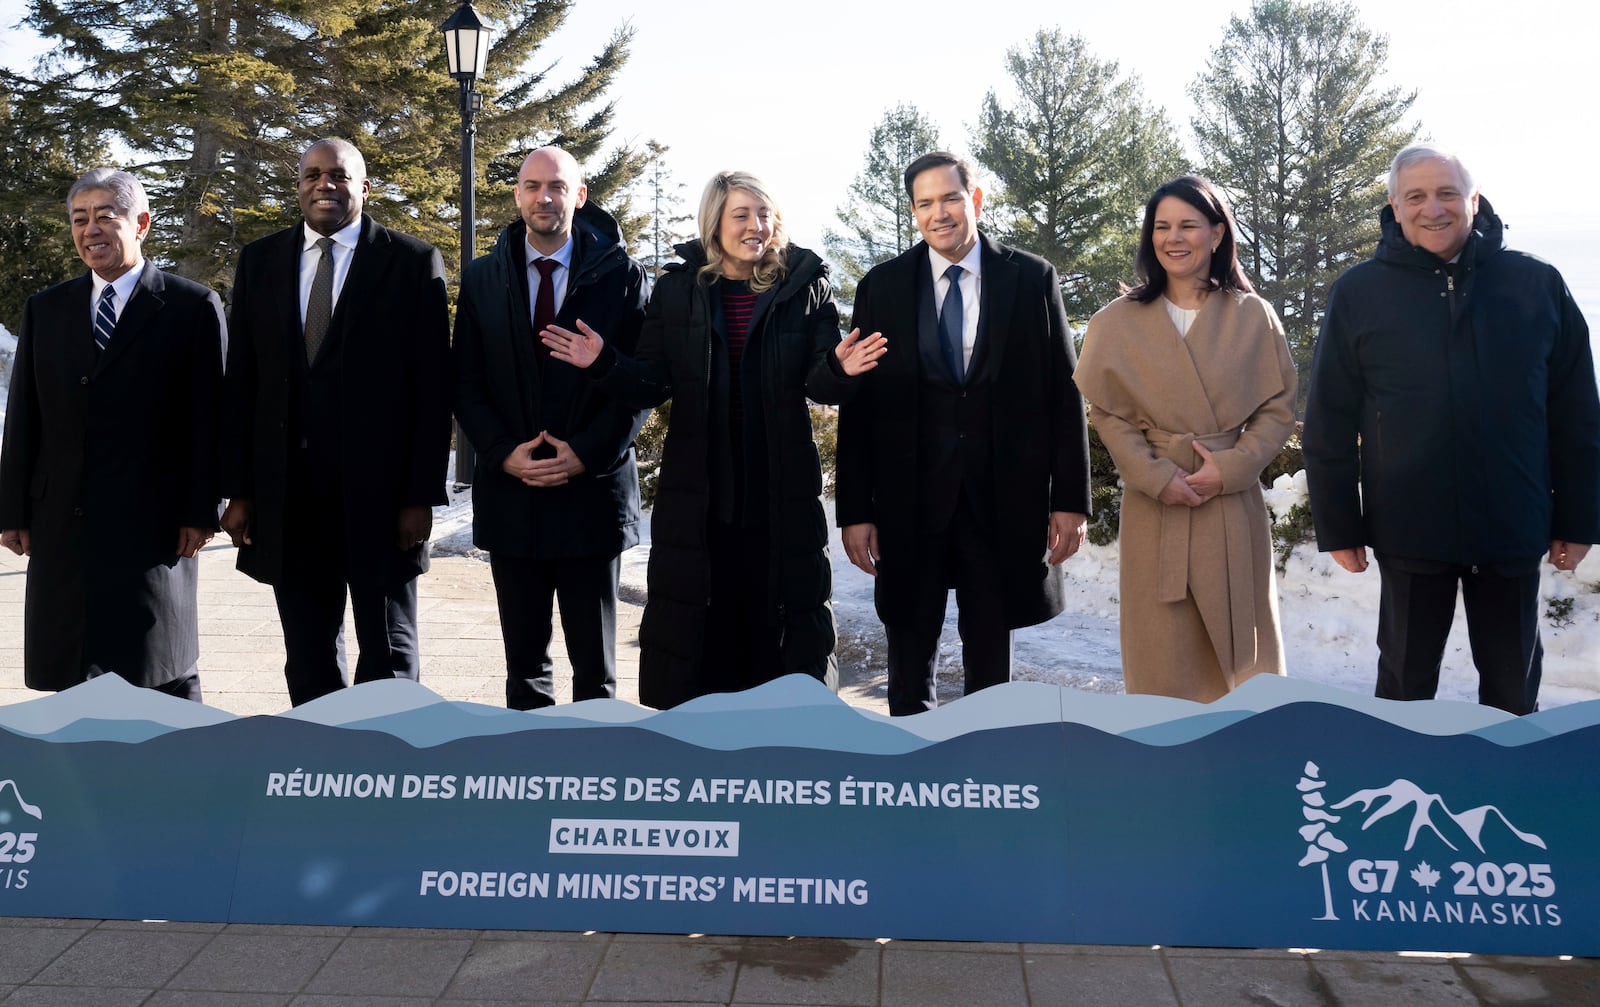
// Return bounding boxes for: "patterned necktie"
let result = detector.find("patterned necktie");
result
[939,263,965,381]
[94,284,116,352]
[533,258,559,338]
[304,236,335,364]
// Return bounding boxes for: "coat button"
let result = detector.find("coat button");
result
[74,507,84,516]
[80,376,89,385]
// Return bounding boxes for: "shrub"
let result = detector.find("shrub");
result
[635,401,671,509]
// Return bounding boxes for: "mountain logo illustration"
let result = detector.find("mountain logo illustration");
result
[1297,761,1554,925]
[0,779,43,827]
[1330,779,1546,853]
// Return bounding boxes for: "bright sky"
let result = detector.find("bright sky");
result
[3,0,1596,323]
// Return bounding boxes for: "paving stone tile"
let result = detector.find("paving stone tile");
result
[95,919,226,932]
[1312,959,1479,1004]
[474,929,610,942]
[1458,958,1600,1005]
[0,989,153,1006]
[436,1001,579,1007]
[289,992,435,998]
[609,932,746,945]
[0,926,85,983]
[441,936,605,1000]
[587,940,736,1002]
[29,928,212,987]
[146,993,292,1006]
[1021,943,1158,956]
[436,1000,580,1007]
[881,947,1026,1007]
[1024,951,1179,1006]
[221,924,354,937]
[729,938,880,1006]
[1163,953,1328,1007]
[302,936,472,998]
[169,933,341,993]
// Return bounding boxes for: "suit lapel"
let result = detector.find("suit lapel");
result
[325,214,388,360]
[912,250,950,386]
[62,275,96,377]
[279,224,311,368]
[97,265,164,373]
[971,234,1017,383]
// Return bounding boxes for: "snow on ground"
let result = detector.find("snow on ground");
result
[438,484,1600,710]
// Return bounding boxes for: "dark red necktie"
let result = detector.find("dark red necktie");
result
[533,258,558,339]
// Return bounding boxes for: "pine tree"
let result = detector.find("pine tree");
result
[971,29,1187,323]
[633,139,693,280]
[15,0,644,297]
[822,103,940,302]
[1190,0,1417,404]
[0,77,110,332]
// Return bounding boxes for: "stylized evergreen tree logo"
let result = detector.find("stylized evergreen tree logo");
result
[1297,761,1346,921]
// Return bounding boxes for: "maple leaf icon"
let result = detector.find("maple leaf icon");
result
[1411,861,1441,892]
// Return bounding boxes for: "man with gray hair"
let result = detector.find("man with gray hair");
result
[0,167,226,700]
[1303,142,1600,714]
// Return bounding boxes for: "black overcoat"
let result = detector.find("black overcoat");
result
[222,215,451,585]
[0,266,225,690]
[452,205,650,559]
[835,235,1091,628]
[592,241,861,708]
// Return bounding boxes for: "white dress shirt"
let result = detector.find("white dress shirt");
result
[298,218,362,326]
[89,258,147,331]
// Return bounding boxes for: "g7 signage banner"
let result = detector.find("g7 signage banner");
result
[0,674,1593,954]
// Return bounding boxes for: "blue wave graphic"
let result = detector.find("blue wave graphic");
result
[5,672,1595,750]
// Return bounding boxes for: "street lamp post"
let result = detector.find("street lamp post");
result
[439,1,490,487]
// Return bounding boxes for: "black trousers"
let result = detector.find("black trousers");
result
[490,552,619,710]
[883,494,1013,716]
[274,465,421,707]
[1375,556,1543,715]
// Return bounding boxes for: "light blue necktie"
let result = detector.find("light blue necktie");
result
[94,284,116,352]
[938,263,965,381]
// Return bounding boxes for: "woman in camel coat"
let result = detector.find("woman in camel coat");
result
[1075,175,1296,701]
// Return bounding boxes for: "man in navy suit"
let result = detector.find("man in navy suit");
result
[220,138,451,706]
[836,151,1090,716]
[0,168,225,700]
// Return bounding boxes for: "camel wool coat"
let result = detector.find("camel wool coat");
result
[1075,291,1296,701]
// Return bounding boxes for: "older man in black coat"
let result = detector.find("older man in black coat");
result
[453,146,649,709]
[221,138,451,707]
[836,151,1090,716]
[0,168,225,700]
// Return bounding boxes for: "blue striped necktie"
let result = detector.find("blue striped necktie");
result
[94,284,116,352]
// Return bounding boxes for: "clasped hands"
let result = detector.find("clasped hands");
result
[502,431,586,488]
[1157,441,1223,508]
